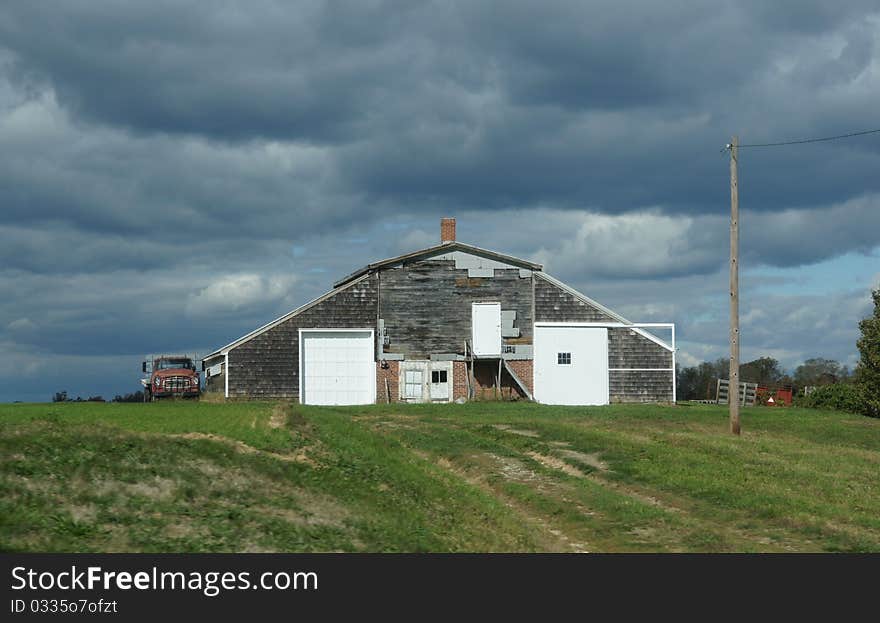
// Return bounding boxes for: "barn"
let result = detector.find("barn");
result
[202,219,675,405]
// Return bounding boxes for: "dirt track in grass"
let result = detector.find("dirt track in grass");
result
[2,400,879,552]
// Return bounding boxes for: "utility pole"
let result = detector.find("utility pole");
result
[728,136,741,435]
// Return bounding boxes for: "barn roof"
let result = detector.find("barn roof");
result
[202,240,671,363]
[332,241,543,288]
[202,273,373,361]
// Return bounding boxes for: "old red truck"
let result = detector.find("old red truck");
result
[141,355,200,401]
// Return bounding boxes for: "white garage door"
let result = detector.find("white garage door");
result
[534,325,609,405]
[300,330,375,405]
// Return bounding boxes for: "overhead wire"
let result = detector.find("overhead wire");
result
[723,127,880,151]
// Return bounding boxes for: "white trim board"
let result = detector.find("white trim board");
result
[533,321,675,352]
[534,273,675,352]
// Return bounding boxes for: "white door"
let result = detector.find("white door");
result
[403,369,424,401]
[534,325,609,405]
[300,330,375,405]
[430,368,449,400]
[472,302,502,356]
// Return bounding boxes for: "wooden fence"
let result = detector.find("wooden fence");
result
[716,378,758,407]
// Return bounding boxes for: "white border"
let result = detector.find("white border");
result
[297,328,377,405]
[535,273,675,352]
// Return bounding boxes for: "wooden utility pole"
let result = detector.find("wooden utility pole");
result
[729,136,741,435]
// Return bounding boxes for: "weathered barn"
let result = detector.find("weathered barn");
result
[202,219,675,405]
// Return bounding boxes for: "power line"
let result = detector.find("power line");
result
[724,127,880,150]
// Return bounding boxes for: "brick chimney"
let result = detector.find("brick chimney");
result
[440,217,456,243]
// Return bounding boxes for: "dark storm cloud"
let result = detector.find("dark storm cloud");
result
[2,1,880,401]
[2,1,879,217]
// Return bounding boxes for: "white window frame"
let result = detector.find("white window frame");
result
[405,369,423,399]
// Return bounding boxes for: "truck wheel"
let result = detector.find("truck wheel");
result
[144,388,151,403]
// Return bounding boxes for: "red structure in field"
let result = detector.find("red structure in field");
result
[756,385,793,406]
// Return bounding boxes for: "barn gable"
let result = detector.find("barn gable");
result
[203,274,378,399]
[202,219,675,405]
[378,256,533,360]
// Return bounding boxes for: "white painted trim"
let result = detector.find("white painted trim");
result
[533,321,675,352]
[204,273,372,359]
[533,274,675,351]
[536,273,629,323]
[224,352,229,399]
[535,322,674,328]
[671,324,677,403]
[298,328,377,405]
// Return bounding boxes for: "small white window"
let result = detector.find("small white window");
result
[431,370,448,384]
[557,352,571,365]
[405,370,423,399]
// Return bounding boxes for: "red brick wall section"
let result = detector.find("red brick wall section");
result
[453,361,468,401]
[376,360,399,403]
[505,359,534,397]
[454,360,533,401]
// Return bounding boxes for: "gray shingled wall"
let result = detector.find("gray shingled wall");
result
[609,370,674,403]
[227,276,378,399]
[380,259,533,359]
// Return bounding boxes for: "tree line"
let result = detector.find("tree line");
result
[676,356,851,401]
[678,287,878,418]
[52,390,145,403]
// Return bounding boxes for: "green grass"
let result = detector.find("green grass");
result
[2,400,879,552]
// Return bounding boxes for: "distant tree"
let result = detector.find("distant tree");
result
[739,357,784,386]
[113,391,144,403]
[794,358,844,388]
[52,391,68,403]
[677,358,728,400]
[86,396,105,402]
[856,288,880,417]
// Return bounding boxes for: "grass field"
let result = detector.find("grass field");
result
[1,400,879,552]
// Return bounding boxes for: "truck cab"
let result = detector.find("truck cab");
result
[140,355,200,401]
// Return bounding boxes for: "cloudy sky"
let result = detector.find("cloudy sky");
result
[2,1,879,402]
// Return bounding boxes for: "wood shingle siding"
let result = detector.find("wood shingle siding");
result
[608,329,673,369]
[227,275,378,399]
[534,275,616,323]
[610,370,674,403]
[379,259,533,359]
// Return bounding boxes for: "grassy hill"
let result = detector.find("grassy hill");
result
[2,401,879,552]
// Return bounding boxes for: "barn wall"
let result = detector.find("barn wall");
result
[608,329,673,369]
[534,274,673,403]
[205,370,225,394]
[217,260,671,403]
[610,370,674,403]
[379,259,533,359]
[534,276,617,323]
[470,360,530,400]
[226,275,379,399]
